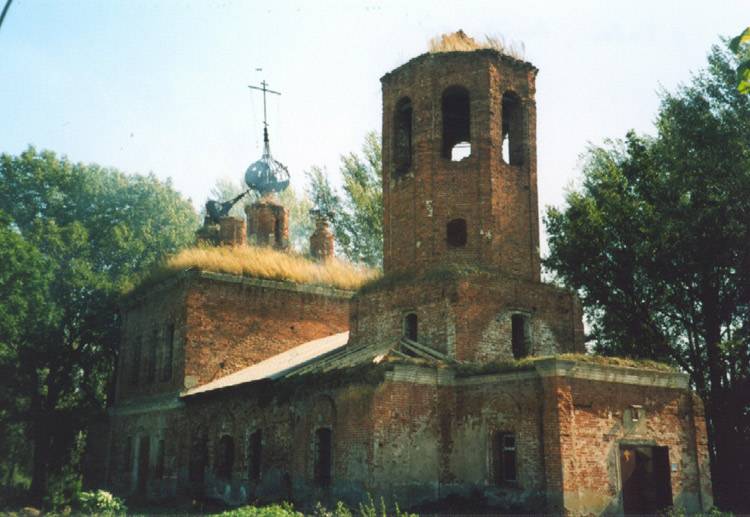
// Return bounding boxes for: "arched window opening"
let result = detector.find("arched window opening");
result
[442,87,471,159]
[146,329,157,383]
[248,429,262,481]
[215,435,235,480]
[502,92,523,166]
[188,434,208,484]
[122,437,133,473]
[162,324,175,381]
[447,219,467,247]
[492,432,517,484]
[394,97,413,174]
[511,314,530,359]
[130,336,142,386]
[136,436,150,494]
[155,439,165,480]
[404,313,418,342]
[314,428,332,486]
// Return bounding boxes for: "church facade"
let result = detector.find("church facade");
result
[102,45,713,515]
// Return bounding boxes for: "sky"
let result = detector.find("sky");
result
[0,0,747,250]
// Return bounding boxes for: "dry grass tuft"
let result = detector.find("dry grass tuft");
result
[131,245,381,293]
[429,30,525,60]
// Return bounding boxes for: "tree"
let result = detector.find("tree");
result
[0,147,198,503]
[729,26,750,93]
[544,45,750,511]
[306,131,383,268]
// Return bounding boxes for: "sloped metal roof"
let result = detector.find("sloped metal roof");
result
[181,331,350,397]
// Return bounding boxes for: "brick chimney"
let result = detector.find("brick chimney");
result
[218,217,247,247]
[195,215,219,246]
[245,195,289,249]
[310,216,334,262]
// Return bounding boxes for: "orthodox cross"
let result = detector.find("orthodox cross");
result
[248,80,281,144]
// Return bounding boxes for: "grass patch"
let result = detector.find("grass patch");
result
[456,354,675,378]
[429,30,525,59]
[555,353,676,372]
[127,245,381,295]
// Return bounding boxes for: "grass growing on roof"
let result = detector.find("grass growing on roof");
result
[129,244,381,294]
[455,354,675,378]
[429,30,525,59]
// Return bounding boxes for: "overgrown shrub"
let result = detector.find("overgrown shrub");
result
[76,490,127,515]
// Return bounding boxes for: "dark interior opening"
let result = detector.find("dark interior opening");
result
[502,92,523,166]
[215,435,234,480]
[447,218,467,247]
[620,445,673,515]
[314,428,332,486]
[493,432,517,484]
[404,313,418,342]
[394,97,413,174]
[442,87,471,159]
[511,314,528,359]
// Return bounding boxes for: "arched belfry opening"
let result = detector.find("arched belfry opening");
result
[441,87,471,160]
[393,97,413,174]
[502,91,524,166]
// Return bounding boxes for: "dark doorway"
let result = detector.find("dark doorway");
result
[620,445,673,515]
[136,436,150,496]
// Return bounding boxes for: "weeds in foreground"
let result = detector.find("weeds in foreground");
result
[214,495,416,517]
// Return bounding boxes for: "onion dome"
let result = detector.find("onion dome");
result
[245,127,290,195]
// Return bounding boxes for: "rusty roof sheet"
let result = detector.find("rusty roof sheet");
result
[181,331,350,397]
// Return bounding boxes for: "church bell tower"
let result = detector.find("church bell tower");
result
[381,47,540,281]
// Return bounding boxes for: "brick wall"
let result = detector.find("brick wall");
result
[350,273,584,362]
[117,271,352,400]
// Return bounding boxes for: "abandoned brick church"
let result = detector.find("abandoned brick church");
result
[102,42,713,514]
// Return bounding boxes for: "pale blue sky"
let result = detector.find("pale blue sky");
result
[1,0,746,236]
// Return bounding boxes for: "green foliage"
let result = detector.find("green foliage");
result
[76,490,127,515]
[213,502,303,516]
[543,44,750,511]
[306,131,383,268]
[728,27,750,93]
[0,146,198,502]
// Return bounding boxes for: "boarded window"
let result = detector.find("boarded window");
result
[314,428,332,486]
[130,336,142,386]
[511,314,529,359]
[394,97,413,174]
[248,429,262,481]
[442,87,471,159]
[502,92,523,166]
[216,435,235,480]
[447,218,467,247]
[404,313,418,342]
[155,439,165,480]
[162,324,175,381]
[493,432,517,484]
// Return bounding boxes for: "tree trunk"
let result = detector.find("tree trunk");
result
[29,412,51,502]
